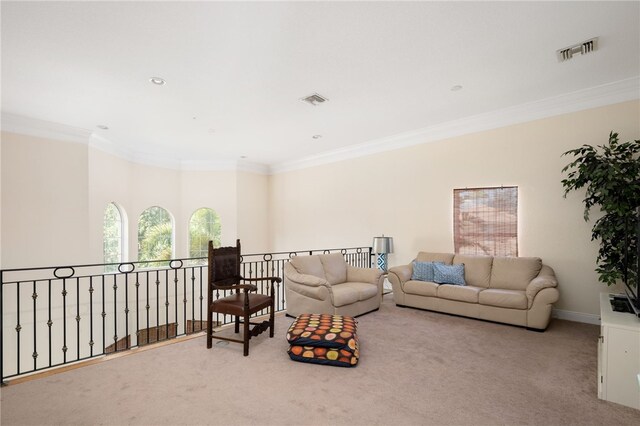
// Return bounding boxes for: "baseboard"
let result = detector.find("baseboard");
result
[552,308,600,325]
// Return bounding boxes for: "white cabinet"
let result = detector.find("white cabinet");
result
[598,293,640,410]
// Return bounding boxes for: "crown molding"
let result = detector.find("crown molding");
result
[4,76,639,176]
[270,76,640,174]
[1,112,92,144]
[3,114,270,174]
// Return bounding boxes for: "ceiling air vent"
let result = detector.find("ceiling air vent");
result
[556,37,599,62]
[300,93,328,106]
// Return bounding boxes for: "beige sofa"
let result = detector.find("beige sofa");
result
[387,252,559,330]
[284,253,384,317]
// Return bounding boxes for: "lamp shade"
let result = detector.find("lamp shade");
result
[372,236,394,254]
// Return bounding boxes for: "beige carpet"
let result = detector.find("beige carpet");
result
[1,295,639,426]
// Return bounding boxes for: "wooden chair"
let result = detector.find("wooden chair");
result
[206,239,282,356]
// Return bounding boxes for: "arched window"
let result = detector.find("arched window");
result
[103,203,125,272]
[138,206,174,266]
[189,208,221,260]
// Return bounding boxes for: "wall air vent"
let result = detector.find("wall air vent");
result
[300,93,329,106]
[556,37,599,62]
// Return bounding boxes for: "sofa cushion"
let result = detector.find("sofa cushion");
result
[433,263,466,286]
[490,257,542,290]
[319,253,348,285]
[416,252,454,264]
[437,285,482,303]
[411,261,443,282]
[479,289,527,309]
[403,280,439,297]
[289,255,326,281]
[452,255,493,288]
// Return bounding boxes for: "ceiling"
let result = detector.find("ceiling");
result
[2,1,639,170]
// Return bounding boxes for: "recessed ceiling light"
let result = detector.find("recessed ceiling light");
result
[450,85,463,92]
[149,77,166,86]
[312,135,322,139]
[240,155,248,159]
[96,125,109,130]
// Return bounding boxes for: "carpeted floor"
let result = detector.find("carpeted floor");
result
[1,295,639,425]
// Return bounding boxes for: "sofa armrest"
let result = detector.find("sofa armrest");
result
[388,264,413,284]
[526,265,558,308]
[346,265,383,285]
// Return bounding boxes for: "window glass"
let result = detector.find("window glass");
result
[138,206,173,266]
[189,208,221,260]
[103,203,123,272]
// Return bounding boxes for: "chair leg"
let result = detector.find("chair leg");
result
[269,299,275,338]
[234,315,240,334]
[243,313,250,356]
[206,309,213,349]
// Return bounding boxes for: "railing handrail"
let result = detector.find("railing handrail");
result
[0,246,373,274]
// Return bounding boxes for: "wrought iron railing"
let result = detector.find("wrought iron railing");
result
[1,246,373,383]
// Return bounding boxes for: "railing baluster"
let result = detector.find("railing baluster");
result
[76,277,80,360]
[16,282,21,375]
[101,275,106,354]
[165,270,169,341]
[0,271,3,384]
[125,272,129,349]
[32,280,38,371]
[112,275,117,351]
[173,269,178,335]
[135,272,140,347]
[89,277,94,357]
[48,279,52,367]
[62,278,67,363]
[155,271,160,343]
[183,268,187,335]
[146,271,150,345]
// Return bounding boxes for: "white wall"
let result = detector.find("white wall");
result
[236,171,270,254]
[1,134,266,268]
[2,100,639,316]
[269,100,640,316]
[1,132,90,267]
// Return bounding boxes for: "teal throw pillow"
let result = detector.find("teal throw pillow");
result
[433,263,466,286]
[411,261,443,282]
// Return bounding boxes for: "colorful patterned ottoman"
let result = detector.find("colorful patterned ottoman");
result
[286,313,359,367]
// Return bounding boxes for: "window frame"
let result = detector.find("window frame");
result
[453,186,518,257]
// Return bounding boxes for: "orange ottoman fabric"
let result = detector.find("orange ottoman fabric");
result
[286,313,359,367]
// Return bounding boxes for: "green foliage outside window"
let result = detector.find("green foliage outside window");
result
[138,206,173,267]
[189,208,221,262]
[103,203,122,272]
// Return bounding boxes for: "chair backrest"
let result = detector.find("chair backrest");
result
[208,239,241,289]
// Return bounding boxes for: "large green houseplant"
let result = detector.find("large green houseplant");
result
[561,132,640,288]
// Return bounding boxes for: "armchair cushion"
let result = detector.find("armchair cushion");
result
[346,265,383,284]
[289,255,327,281]
[319,253,348,285]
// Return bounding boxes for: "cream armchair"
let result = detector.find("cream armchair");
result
[284,253,384,317]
